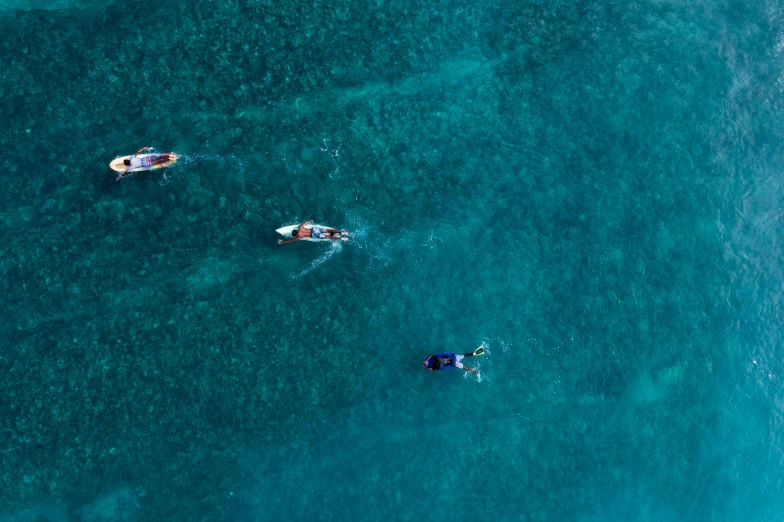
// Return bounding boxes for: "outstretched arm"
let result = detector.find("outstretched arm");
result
[135,146,153,155]
[116,167,133,181]
[278,237,300,245]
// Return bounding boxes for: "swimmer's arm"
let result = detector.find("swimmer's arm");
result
[134,146,152,155]
[116,166,134,180]
[121,163,141,177]
[278,237,300,245]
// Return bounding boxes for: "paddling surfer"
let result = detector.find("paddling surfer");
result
[116,147,175,181]
[278,220,349,245]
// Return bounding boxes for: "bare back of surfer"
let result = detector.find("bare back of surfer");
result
[278,220,349,245]
[116,147,174,181]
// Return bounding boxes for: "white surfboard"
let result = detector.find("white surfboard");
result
[276,223,344,242]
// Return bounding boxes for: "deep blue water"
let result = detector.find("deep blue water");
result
[1,0,784,520]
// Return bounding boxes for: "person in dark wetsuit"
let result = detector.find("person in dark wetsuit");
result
[422,346,484,374]
[116,147,174,181]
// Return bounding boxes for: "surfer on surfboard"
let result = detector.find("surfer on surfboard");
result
[116,147,176,181]
[278,220,349,244]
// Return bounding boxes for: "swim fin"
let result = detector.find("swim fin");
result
[473,346,485,356]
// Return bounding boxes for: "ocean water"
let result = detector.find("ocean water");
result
[1,0,784,520]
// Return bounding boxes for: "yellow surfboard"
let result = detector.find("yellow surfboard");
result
[109,153,179,173]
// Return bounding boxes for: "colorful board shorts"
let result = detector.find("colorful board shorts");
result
[311,226,326,239]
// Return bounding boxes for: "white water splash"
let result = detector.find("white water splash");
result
[159,152,248,185]
[319,138,343,178]
[294,241,343,278]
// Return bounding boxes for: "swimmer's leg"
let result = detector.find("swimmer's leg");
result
[469,346,485,357]
[324,229,349,241]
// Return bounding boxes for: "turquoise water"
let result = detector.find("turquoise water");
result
[2,0,784,520]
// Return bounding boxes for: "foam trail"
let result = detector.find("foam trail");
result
[159,152,248,184]
[319,138,343,179]
[339,215,417,275]
[461,340,492,384]
[341,213,371,250]
[295,241,343,278]
[175,152,247,168]
[469,337,517,384]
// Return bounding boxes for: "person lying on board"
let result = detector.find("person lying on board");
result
[117,147,175,181]
[278,220,349,244]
